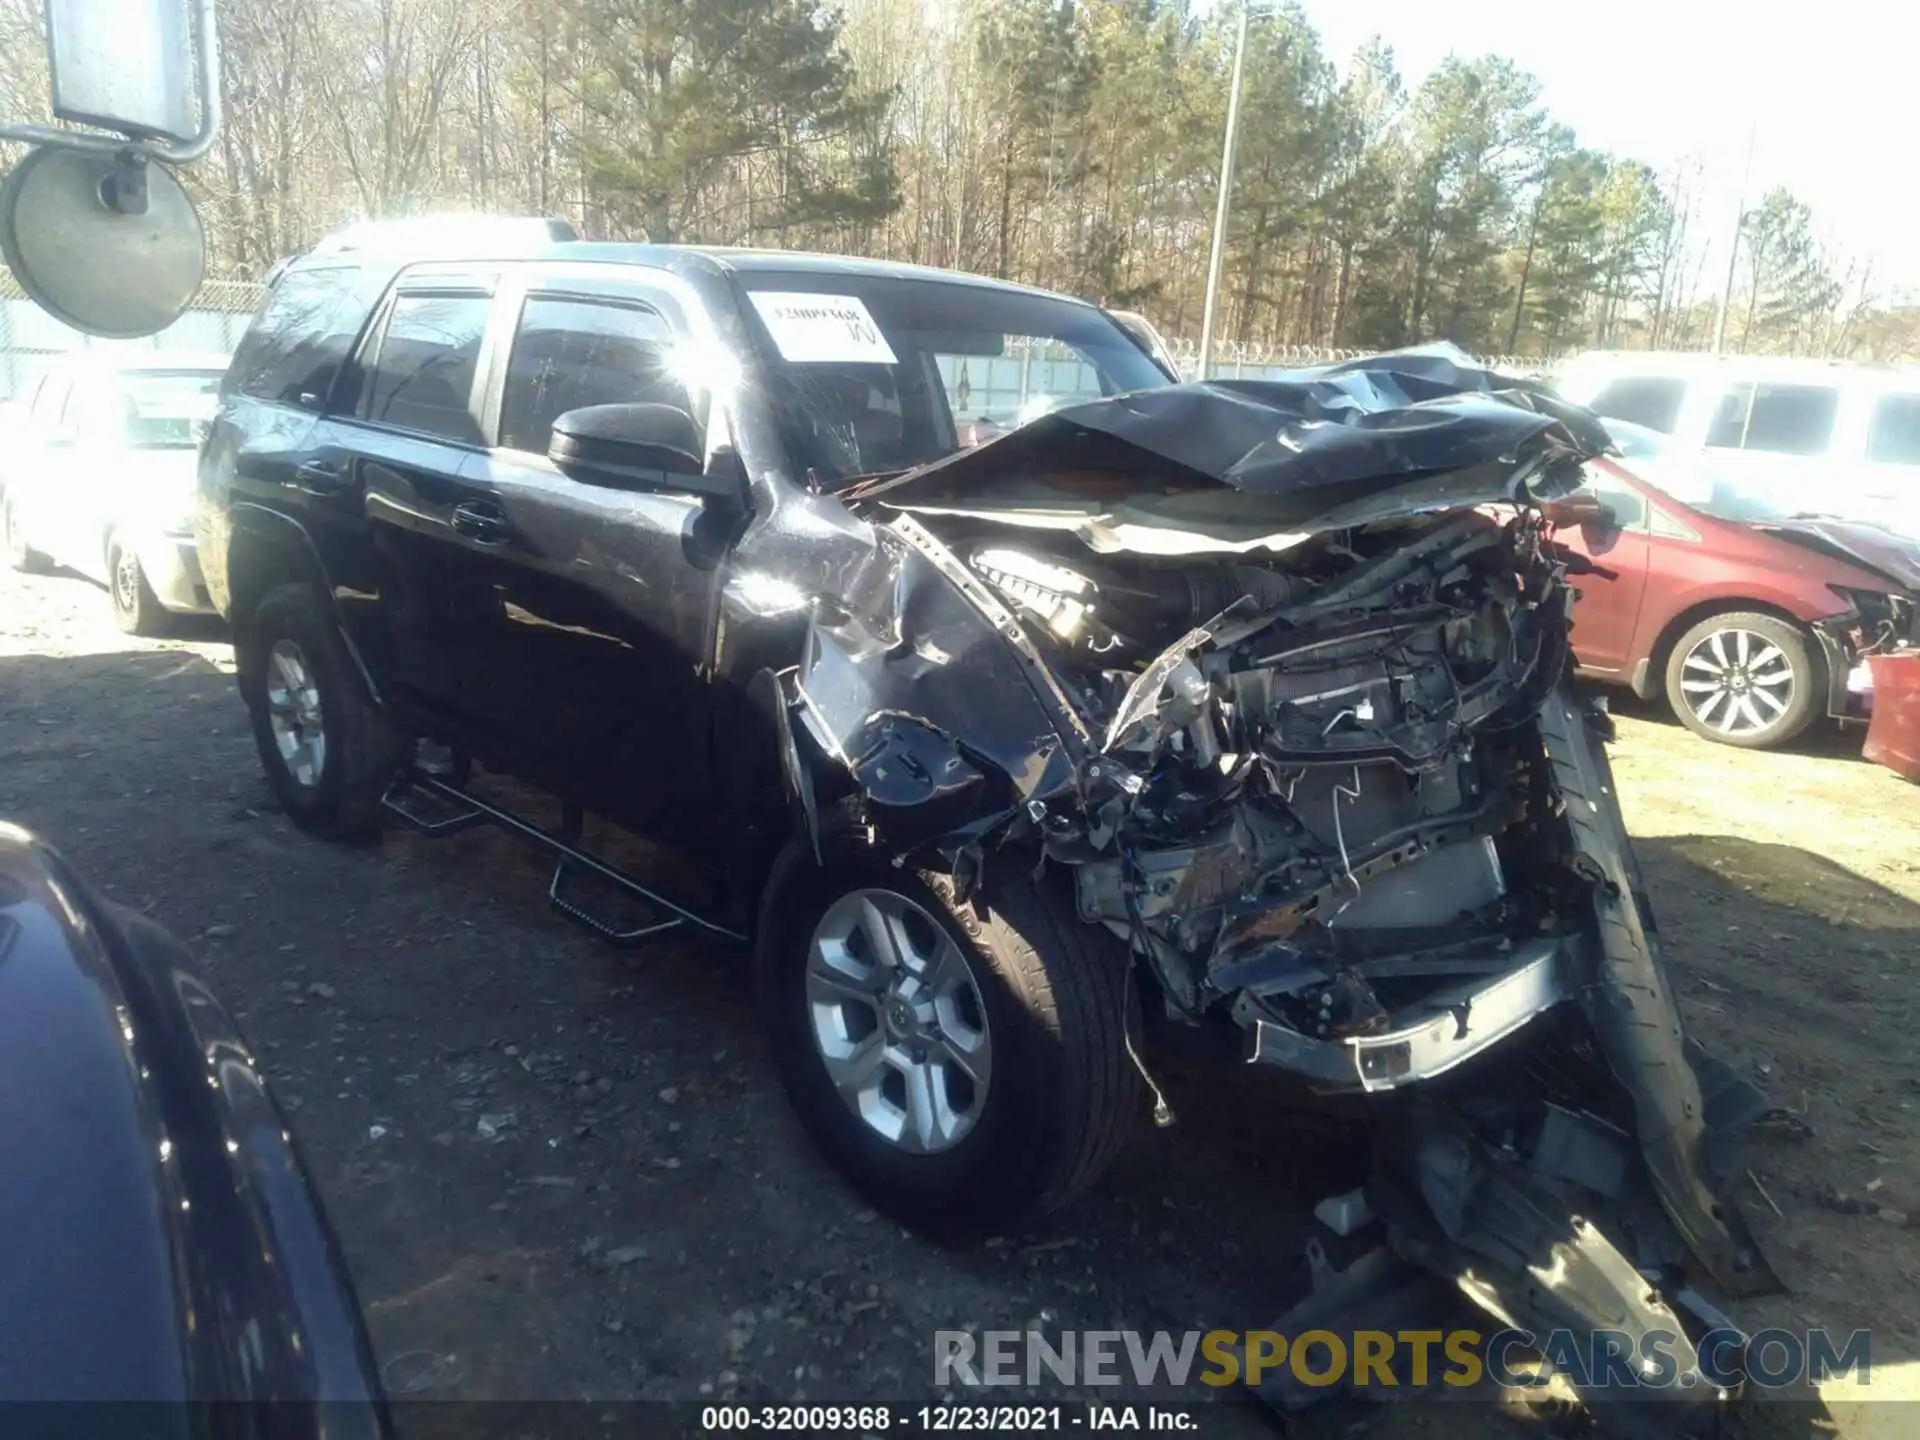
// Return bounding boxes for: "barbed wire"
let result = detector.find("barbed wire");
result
[4,266,1559,395]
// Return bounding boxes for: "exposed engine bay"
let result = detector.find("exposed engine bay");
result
[785,350,1783,1429]
[951,509,1578,1084]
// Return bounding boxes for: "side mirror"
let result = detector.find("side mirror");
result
[549,403,739,502]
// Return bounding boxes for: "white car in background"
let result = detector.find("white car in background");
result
[2,351,231,634]
[1554,351,1920,539]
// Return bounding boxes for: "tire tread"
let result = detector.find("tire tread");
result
[243,582,399,840]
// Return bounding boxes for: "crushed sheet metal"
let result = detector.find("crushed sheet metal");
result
[854,343,1613,531]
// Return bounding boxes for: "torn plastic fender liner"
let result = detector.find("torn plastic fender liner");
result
[1537,683,1779,1298]
[785,521,1082,867]
[1371,1108,1724,1438]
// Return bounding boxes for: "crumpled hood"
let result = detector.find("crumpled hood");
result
[853,345,1612,552]
[1755,516,1920,593]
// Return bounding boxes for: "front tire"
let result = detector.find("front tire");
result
[108,539,168,635]
[757,841,1141,1239]
[1664,611,1820,749]
[239,583,401,839]
[4,501,51,573]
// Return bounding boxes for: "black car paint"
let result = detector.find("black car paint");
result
[0,825,385,1416]
[857,349,1611,513]
[197,248,1166,899]
[198,245,1775,1420]
[198,277,1604,896]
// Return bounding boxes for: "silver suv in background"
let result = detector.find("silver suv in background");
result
[2,350,230,633]
[1555,351,1920,539]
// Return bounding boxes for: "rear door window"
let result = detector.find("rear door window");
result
[1588,376,1686,433]
[358,291,492,444]
[496,294,697,455]
[227,263,388,410]
[1866,393,1920,464]
[1704,382,1839,456]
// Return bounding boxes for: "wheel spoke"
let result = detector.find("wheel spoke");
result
[1749,664,1793,687]
[916,934,967,994]
[820,1031,887,1094]
[804,886,993,1156]
[1751,686,1788,717]
[806,957,887,1006]
[930,1027,989,1089]
[1750,643,1784,671]
[1708,631,1731,667]
[898,1058,964,1151]
[1735,629,1751,663]
[857,895,912,975]
[1695,688,1728,721]
[1680,677,1721,694]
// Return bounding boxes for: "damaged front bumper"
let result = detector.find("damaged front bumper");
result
[1816,587,1919,721]
[777,350,1779,1428]
[1234,935,1569,1092]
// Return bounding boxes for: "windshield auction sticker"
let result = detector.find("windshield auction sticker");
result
[748,291,899,365]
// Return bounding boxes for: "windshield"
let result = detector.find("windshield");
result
[108,370,225,449]
[734,272,1171,488]
[1602,417,1813,523]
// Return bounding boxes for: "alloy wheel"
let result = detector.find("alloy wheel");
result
[113,550,141,613]
[1678,627,1795,738]
[266,638,328,788]
[805,888,993,1154]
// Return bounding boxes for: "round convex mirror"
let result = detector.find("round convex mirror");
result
[0,143,206,338]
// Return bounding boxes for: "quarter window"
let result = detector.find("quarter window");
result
[361,292,491,443]
[228,263,386,410]
[1704,382,1839,456]
[1867,393,1920,464]
[498,295,697,455]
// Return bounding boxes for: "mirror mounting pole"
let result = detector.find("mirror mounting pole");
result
[0,0,223,167]
[100,152,149,216]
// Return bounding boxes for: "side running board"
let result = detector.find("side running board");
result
[381,771,747,948]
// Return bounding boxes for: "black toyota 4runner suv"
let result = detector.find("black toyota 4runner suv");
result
[200,223,1779,1404]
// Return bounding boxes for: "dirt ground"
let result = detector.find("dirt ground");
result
[2,557,1917,1438]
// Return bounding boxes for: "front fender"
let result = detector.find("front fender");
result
[786,518,1082,872]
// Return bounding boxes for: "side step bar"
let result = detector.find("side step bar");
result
[381,771,747,948]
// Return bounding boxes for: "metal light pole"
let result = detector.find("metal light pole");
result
[1197,0,1252,382]
[1713,123,1758,356]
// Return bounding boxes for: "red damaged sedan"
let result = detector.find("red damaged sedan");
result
[1547,420,1919,749]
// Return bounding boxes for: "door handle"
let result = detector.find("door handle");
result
[295,460,348,496]
[450,499,513,546]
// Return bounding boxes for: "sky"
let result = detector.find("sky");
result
[1293,0,1920,300]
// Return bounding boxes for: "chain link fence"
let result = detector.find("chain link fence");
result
[1160,336,1546,380]
[2,263,1549,404]
[0,268,267,400]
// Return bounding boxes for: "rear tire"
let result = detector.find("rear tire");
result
[239,583,401,840]
[4,501,51,573]
[757,839,1141,1240]
[1664,611,1820,749]
[108,539,168,636]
